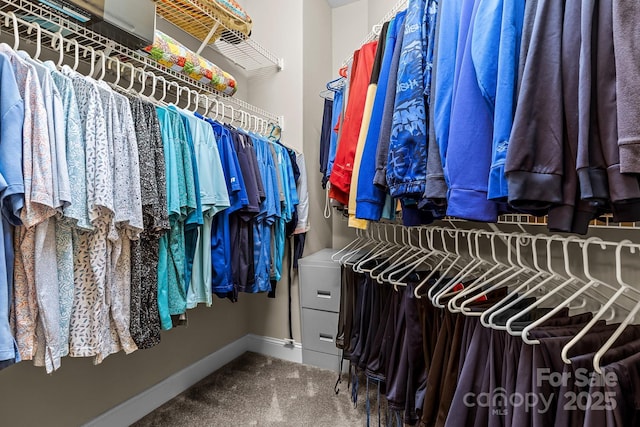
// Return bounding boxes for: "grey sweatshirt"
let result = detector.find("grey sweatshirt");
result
[613,0,640,173]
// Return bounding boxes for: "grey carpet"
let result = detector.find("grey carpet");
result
[132,352,387,427]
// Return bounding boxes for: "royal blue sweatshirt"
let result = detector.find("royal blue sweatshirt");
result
[444,0,498,222]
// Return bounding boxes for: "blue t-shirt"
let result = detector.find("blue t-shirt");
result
[196,115,248,295]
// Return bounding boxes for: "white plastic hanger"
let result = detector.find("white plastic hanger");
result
[168,81,181,105]
[519,234,627,343]
[227,104,236,125]
[26,22,42,61]
[344,227,386,267]
[504,235,580,336]
[371,226,423,279]
[381,227,436,285]
[455,234,543,315]
[368,225,416,279]
[593,241,640,373]
[182,86,191,110]
[518,237,604,344]
[414,228,455,298]
[331,227,366,262]
[354,224,397,273]
[123,62,136,93]
[214,98,223,122]
[67,39,80,71]
[388,227,442,286]
[52,31,65,68]
[339,224,382,265]
[84,46,96,77]
[138,69,151,98]
[156,76,169,105]
[481,233,555,328]
[108,57,122,88]
[94,50,107,81]
[202,95,211,117]
[430,228,477,305]
[433,229,491,308]
[560,239,636,364]
[6,12,19,51]
[447,231,524,312]
[192,90,200,113]
[216,100,226,123]
[426,228,464,301]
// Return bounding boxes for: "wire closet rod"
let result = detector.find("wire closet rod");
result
[0,0,283,128]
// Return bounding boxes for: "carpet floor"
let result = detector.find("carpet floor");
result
[132,352,386,427]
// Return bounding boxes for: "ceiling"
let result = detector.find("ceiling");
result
[326,0,360,8]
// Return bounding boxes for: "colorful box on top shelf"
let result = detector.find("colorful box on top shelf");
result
[144,30,237,96]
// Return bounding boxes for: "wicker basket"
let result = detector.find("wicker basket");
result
[155,0,252,45]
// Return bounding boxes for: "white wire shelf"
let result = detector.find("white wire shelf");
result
[444,214,640,230]
[155,0,283,73]
[0,0,282,126]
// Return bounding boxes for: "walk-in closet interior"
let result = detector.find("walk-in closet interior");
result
[2,0,640,426]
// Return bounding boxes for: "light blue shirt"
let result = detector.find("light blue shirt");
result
[471,0,525,200]
[44,61,91,230]
[0,52,24,364]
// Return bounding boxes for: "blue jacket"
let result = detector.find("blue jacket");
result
[472,0,525,201]
[386,0,428,199]
[325,88,342,182]
[355,13,405,221]
[444,0,498,222]
[433,0,463,174]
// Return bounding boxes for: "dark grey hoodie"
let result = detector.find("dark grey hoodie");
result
[506,0,565,213]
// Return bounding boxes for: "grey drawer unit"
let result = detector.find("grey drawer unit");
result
[301,308,340,355]
[298,249,342,370]
[302,349,345,372]
[299,255,341,313]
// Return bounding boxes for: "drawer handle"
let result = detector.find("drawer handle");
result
[319,333,334,343]
[317,290,332,299]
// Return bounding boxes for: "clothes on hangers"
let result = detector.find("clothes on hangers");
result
[356,13,404,222]
[329,40,378,206]
[324,76,345,186]
[127,96,169,350]
[336,255,640,427]
[319,97,333,188]
[322,0,640,233]
[0,42,308,373]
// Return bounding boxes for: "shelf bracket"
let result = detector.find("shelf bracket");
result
[196,21,221,55]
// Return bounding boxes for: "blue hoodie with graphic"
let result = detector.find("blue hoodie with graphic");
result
[386,0,428,200]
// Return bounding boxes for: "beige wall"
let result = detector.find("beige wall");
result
[243,0,304,152]
[331,0,368,72]
[303,0,334,255]
[0,302,250,427]
[244,0,338,342]
[241,0,304,342]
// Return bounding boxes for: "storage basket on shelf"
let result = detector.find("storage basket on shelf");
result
[143,29,238,96]
[155,0,253,45]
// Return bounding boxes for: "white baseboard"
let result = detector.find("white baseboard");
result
[245,334,303,363]
[83,334,302,427]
